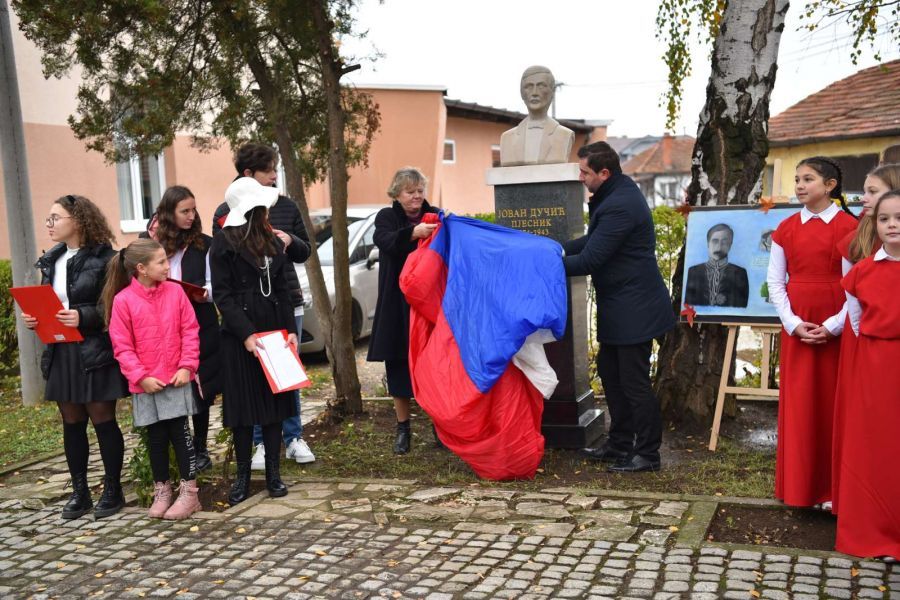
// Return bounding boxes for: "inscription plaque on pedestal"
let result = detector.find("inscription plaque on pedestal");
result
[487,164,604,449]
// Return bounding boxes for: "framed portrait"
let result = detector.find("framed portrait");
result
[680,203,861,325]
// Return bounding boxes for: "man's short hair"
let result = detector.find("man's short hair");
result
[235,143,278,175]
[577,141,621,176]
[520,65,555,87]
[707,223,734,242]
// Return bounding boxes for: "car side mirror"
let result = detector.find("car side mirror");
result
[366,247,379,270]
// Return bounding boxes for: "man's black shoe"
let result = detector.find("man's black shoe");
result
[607,455,661,473]
[579,446,629,463]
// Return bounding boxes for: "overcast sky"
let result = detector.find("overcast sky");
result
[342,0,900,138]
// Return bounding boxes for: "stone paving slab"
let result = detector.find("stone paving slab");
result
[0,500,896,599]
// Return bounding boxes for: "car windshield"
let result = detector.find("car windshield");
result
[312,214,365,245]
[316,219,368,266]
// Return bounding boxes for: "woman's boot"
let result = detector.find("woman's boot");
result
[94,475,125,518]
[265,455,288,498]
[147,481,173,519]
[393,420,411,454]
[163,480,201,520]
[228,462,251,506]
[61,473,93,519]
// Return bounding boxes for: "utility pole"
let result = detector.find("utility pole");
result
[0,0,43,406]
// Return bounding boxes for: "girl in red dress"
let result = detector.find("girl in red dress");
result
[766,157,858,508]
[836,190,900,560]
[831,164,900,514]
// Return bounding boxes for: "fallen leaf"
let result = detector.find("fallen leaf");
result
[715,492,723,497]
[687,516,694,521]
[189,525,199,532]
[315,550,327,556]
[213,580,224,584]
[879,586,887,592]
[235,527,246,534]
[95,572,104,578]
[669,526,679,532]
[749,589,760,598]
[536,468,544,473]
[56,562,66,569]
[851,567,859,577]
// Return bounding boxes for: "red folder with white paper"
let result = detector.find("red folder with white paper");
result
[254,330,311,393]
[9,285,84,344]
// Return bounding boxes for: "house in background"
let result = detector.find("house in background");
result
[622,134,695,208]
[608,135,662,163]
[0,8,609,258]
[764,59,900,199]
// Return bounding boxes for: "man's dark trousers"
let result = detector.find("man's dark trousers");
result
[597,340,661,463]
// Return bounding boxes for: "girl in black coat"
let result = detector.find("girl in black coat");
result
[22,195,129,519]
[367,167,439,454]
[209,177,298,505]
[152,186,222,472]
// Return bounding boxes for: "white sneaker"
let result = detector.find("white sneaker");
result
[250,444,265,471]
[286,438,316,464]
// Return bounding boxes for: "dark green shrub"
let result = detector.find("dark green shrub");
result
[0,261,19,374]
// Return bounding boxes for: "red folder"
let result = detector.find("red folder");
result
[254,329,311,394]
[167,278,208,302]
[9,285,84,344]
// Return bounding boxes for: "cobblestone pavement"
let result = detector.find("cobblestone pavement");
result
[1,480,898,600]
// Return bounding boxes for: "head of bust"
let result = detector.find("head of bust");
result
[520,65,555,118]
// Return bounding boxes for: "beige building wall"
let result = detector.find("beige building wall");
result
[441,118,507,215]
[765,136,900,197]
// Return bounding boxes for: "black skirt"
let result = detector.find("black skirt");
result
[44,342,128,404]
[220,331,297,428]
[385,358,414,399]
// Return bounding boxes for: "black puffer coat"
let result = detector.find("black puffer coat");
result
[36,243,118,378]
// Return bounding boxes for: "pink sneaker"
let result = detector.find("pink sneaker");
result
[147,481,173,519]
[163,480,201,520]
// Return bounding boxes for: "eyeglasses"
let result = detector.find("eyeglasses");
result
[45,215,72,227]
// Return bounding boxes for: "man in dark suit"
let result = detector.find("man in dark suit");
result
[563,141,675,473]
[685,224,749,308]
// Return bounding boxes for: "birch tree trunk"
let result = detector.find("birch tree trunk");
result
[655,0,790,426]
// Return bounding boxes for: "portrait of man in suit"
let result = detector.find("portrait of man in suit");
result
[499,65,575,166]
[685,223,749,308]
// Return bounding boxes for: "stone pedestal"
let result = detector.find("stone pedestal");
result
[486,163,604,449]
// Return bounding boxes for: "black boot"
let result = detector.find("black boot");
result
[61,473,93,519]
[393,420,411,455]
[228,462,251,506]
[195,449,212,473]
[93,475,125,518]
[265,455,288,498]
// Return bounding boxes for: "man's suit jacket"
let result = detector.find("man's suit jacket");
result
[499,118,574,166]
[563,173,675,345]
[684,262,749,308]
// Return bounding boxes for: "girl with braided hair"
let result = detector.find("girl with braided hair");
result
[766,156,857,509]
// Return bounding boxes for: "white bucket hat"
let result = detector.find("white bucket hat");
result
[222,177,280,228]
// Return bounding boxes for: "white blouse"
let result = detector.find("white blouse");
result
[52,247,80,309]
[169,247,213,302]
[846,246,900,335]
[765,203,846,336]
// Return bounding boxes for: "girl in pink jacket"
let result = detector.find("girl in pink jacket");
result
[104,238,202,519]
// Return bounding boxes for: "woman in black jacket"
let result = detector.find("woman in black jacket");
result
[22,195,128,519]
[209,177,298,505]
[367,167,439,454]
[152,186,222,472]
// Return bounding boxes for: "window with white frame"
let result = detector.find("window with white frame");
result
[443,139,456,164]
[116,153,166,233]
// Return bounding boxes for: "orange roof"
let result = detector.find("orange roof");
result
[622,135,695,175]
[769,59,900,145]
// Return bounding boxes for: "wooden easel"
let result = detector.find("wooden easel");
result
[708,322,781,451]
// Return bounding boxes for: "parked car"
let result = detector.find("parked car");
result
[297,206,385,354]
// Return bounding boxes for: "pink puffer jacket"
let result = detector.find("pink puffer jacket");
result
[109,278,200,393]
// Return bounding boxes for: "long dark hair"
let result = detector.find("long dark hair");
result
[155,185,204,256]
[222,206,278,258]
[797,156,855,218]
[101,238,163,324]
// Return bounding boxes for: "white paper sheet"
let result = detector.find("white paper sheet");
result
[257,331,309,391]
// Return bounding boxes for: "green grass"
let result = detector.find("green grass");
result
[283,401,776,499]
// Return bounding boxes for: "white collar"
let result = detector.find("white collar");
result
[800,202,840,224]
[874,247,900,262]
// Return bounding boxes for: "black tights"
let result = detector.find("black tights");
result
[147,416,196,482]
[192,409,209,453]
[58,401,124,480]
[233,423,281,464]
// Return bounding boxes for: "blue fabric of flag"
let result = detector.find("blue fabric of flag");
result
[427,214,568,393]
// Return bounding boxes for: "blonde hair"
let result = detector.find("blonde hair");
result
[849,163,900,263]
[101,238,163,324]
[387,167,428,200]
